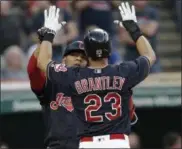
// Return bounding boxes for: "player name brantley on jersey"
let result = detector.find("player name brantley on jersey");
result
[75,76,125,94]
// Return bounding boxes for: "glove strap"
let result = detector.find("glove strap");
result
[123,20,143,42]
[43,34,55,43]
[42,29,56,43]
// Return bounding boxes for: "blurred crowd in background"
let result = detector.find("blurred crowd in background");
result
[1,0,181,81]
[128,132,181,149]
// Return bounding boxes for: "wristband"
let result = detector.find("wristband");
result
[123,20,143,42]
[42,33,55,43]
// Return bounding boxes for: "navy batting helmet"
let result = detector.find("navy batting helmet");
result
[84,28,111,60]
[63,41,86,57]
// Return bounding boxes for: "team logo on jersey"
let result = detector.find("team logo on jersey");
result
[53,63,67,72]
[50,93,74,112]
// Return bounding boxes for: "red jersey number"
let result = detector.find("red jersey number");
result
[84,92,122,122]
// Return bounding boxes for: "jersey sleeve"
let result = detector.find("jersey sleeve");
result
[46,60,69,84]
[27,53,48,104]
[27,54,46,92]
[121,56,150,89]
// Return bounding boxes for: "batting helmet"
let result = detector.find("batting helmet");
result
[84,28,111,60]
[63,41,86,57]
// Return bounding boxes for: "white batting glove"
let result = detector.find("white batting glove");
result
[44,5,66,33]
[114,2,137,28]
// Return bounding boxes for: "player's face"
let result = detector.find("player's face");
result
[63,52,87,67]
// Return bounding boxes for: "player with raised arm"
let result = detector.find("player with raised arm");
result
[27,38,87,149]
[37,3,156,148]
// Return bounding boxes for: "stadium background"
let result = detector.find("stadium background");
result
[0,1,181,149]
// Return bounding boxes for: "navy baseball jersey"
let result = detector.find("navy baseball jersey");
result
[47,56,150,137]
[31,64,78,148]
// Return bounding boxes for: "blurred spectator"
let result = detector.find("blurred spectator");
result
[56,1,72,14]
[1,45,28,81]
[30,1,78,62]
[165,0,181,33]
[28,1,52,43]
[0,1,30,54]
[119,0,161,73]
[162,132,181,149]
[72,1,119,36]
[28,0,50,16]
[129,132,141,148]
[11,1,30,16]
[57,1,70,9]
[27,1,37,16]
[71,0,122,64]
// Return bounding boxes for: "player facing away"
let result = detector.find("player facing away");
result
[27,41,136,149]
[37,2,156,149]
[27,40,87,149]
[28,29,136,149]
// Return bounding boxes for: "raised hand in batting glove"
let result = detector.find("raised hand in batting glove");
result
[114,2,142,42]
[44,5,66,33]
[114,2,137,27]
[39,6,66,43]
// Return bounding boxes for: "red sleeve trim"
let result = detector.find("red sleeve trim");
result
[27,54,46,91]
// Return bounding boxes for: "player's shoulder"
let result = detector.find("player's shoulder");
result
[68,65,82,72]
[107,64,121,71]
[116,62,131,74]
[119,56,149,66]
[103,64,129,77]
[116,57,147,75]
[66,66,86,77]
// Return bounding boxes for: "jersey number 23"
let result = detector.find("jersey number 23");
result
[84,92,122,122]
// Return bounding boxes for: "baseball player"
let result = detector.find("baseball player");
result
[27,32,137,149]
[36,2,155,148]
[27,40,87,149]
